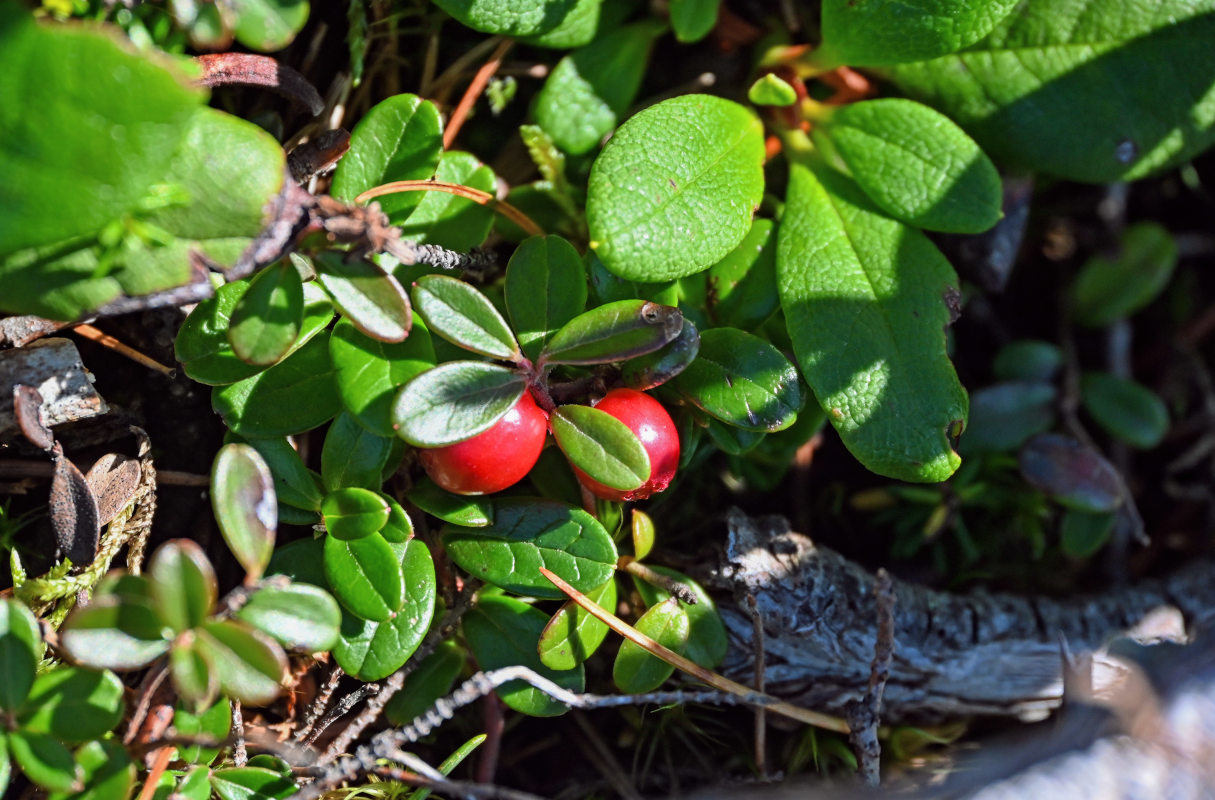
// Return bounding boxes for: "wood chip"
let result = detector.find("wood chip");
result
[84,453,143,527]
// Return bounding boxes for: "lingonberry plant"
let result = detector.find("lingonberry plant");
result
[2,0,1214,795]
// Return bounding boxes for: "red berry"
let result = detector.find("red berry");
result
[574,389,680,502]
[418,392,548,495]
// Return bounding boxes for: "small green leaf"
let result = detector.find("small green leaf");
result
[670,0,719,42]
[534,22,664,154]
[1019,434,1122,513]
[47,739,135,800]
[612,597,689,693]
[961,382,1056,455]
[813,99,1002,234]
[777,159,966,482]
[212,443,277,581]
[213,331,342,436]
[333,538,436,681]
[1060,509,1116,559]
[210,766,297,800]
[18,667,124,743]
[443,498,617,599]
[170,638,218,711]
[538,576,616,670]
[505,235,588,360]
[672,327,801,432]
[383,640,465,725]
[149,540,217,634]
[519,0,607,48]
[194,620,286,707]
[321,412,395,491]
[818,0,1019,66]
[315,252,412,343]
[322,488,391,541]
[1081,372,1169,450]
[621,318,701,391]
[392,362,526,447]
[632,567,728,669]
[407,477,493,527]
[552,405,649,491]
[463,594,583,716]
[230,0,309,51]
[541,299,683,366]
[330,316,436,437]
[173,699,231,766]
[993,340,1062,383]
[324,532,405,621]
[59,595,170,670]
[398,151,497,251]
[705,218,779,329]
[748,74,797,106]
[237,583,342,652]
[1073,222,1178,327]
[410,735,486,800]
[587,95,765,281]
[376,494,415,543]
[8,730,81,793]
[331,93,444,221]
[433,0,583,36]
[0,599,40,713]
[411,275,520,360]
[632,509,655,560]
[228,262,304,366]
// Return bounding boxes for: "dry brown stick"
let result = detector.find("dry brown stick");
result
[622,558,699,605]
[231,700,247,767]
[846,569,895,787]
[71,324,175,376]
[747,593,767,779]
[443,38,514,148]
[295,663,345,743]
[355,180,543,236]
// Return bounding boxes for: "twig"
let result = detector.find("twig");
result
[71,324,175,376]
[307,683,378,748]
[232,700,247,767]
[355,181,543,237]
[123,663,170,745]
[444,38,514,148]
[747,593,767,779]
[295,664,345,743]
[846,568,895,787]
[622,559,699,605]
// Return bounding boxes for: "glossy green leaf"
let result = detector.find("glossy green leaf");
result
[59,595,170,670]
[1081,372,1169,450]
[552,405,649,491]
[376,494,415,544]
[213,331,342,436]
[212,443,277,581]
[520,0,606,48]
[1073,222,1178,327]
[8,730,81,793]
[1060,509,1116,559]
[315,252,412,343]
[813,99,1002,233]
[632,566,728,669]
[237,583,342,652]
[230,0,309,51]
[433,0,582,35]
[170,638,218,711]
[19,667,124,742]
[322,488,391,541]
[632,509,655,560]
[333,539,436,681]
[321,412,395,491]
[47,740,135,800]
[818,0,1018,66]
[211,766,297,800]
[177,280,333,387]
[227,435,322,515]
[1019,434,1122,513]
[408,477,493,527]
[621,318,701,391]
[889,1,1215,182]
[541,300,683,366]
[538,576,616,670]
[174,698,231,766]
[331,316,436,437]
[392,362,526,447]
[398,151,496,251]
[612,597,689,692]
[228,262,304,366]
[586,251,680,307]
[463,594,583,716]
[0,599,40,713]
[748,74,797,106]
[587,95,765,281]
[443,498,617,599]
[706,218,779,329]
[195,620,286,707]
[412,275,520,360]
[149,540,217,634]
[670,0,719,42]
[331,93,443,221]
[993,340,1062,383]
[505,236,588,360]
[324,531,405,621]
[534,22,663,154]
[777,159,966,482]
[383,640,465,725]
[961,382,1056,455]
[267,537,328,590]
[672,327,800,432]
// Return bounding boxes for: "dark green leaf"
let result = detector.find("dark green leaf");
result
[149,540,217,634]
[228,263,304,366]
[8,730,81,793]
[170,637,218,711]
[551,405,648,492]
[993,340,1062,383]
[173,699,231,766]
[818,0,1018,66]
[0,599,40,713]
[670,0,719,42]
[463,594,583,716]
[321,412,395,491]
[408,477,493,527]
[621,318,701,391]
[392,362,526,447]
[433,0,582,36]
[411,275,520,360]
[331,316,436,437]
[211,766,297,800]
[777,159,966,482]
[322,488,391,541]
[612,597,688,693]
[59,596,170,670]
[587,95,765,281]
[961,382,1056,455]
[519,0,607,48]
[1073,222,1178,327]
[237,583,342,652]
[505,235,588,360]
[267,537,328,589]
[538,576,616,670]
[331,93,443,221]
[47,740,135,800]
[541,300,683,366]
[333,539,436,681]
[174,766,223,800]
[443,498,617,599]
[324,532,405,621]
[1060,509,1116,559]
[1019,434,1122,513]
[315,252,412,343]
[212,443,277,581]
[213,331,342,436]
[376,494,415,544]
[194,620,286,707]
[398,152,496,251]
[632,566,728,669]
[1081,372,1169,450]
[672,327,800,432]
[383,640,465,725]
[705,218,779,329]
[18,667,124,743]
[230,0,309,51]
[813,99,1002,233]
[0,736,8,798]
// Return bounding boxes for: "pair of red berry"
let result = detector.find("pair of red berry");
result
[418,388,679,501]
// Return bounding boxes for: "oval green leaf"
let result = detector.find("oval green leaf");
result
[149,539,217,634]
[210,765,297,800]
[505,235,588,360]
[322,487,391,541]
[670,0,719,42]
[587,95,765,281]
[632,566,728,669]
[323,532,405,621]
[433,0,582,36]
[1081,372,1169,450]
[376,494,415,544]
[1019,433,1122,513]
[1060,509,1116,559]
[320,412,395,491]
[0,599,40,713]
[391,361,525,447]
[195,620,286,707]
[961,381,1057,455]
[540,299,683,366]
[612,597,689,693]
[170,638,218,711]
[407,477,493,527]
[59,596,170,670]
[621,318,701,391]
[993,340,1063,383]
[777,160,967,482]
[411,274,520,361]
[8,730,81,793]
[330,315,436,437]
[49,739,135,800]
[818,0,1019,66]
[228,262,304,366]
[538,575,616,670]
[552,405,649,492]
[230,0,309,51]
[315,252,412,343]
[443,498,617,599]
[1073,222,1178,327]
[632,509,655,560]
[236,583,342,653]
[19,667,124,743]
[212,443,277,581]
[398,151,497,251]
[748,74,797,106]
